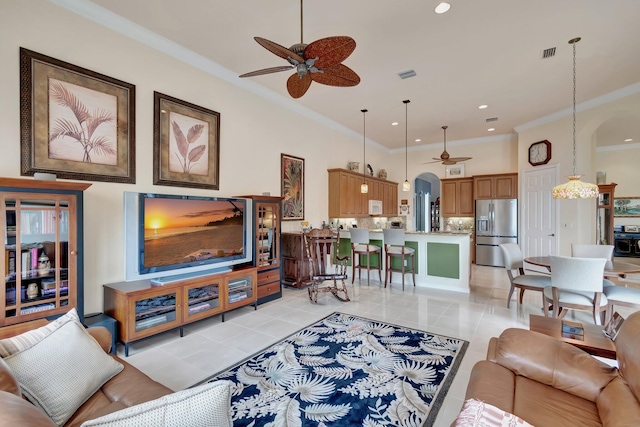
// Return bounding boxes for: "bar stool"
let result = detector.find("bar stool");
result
[349,228,382,285]
[383,229,415,290]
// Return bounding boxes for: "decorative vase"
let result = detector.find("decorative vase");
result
[378,169,387,179]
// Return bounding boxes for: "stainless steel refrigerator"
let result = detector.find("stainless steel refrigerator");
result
[475,199,517,267]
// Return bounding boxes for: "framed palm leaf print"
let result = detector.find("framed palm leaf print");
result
[20,48,135,183]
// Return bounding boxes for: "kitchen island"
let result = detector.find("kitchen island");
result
[338,230,471,292]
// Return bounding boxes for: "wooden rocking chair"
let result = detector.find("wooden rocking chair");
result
[303,228,350,303]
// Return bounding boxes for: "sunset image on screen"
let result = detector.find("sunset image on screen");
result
[142,197,244,269]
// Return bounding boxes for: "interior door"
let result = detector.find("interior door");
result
[522,165,558,260]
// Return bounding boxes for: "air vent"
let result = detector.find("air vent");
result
[485,117,498,122]
[541,47,556,59]
[398,69,417,79]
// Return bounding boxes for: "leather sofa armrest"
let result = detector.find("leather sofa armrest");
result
[495,328,618,402]
[87,326,112,353]
[0,358,20,396]
[0,391,56,426]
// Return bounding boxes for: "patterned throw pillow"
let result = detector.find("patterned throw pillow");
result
[80,380,233,427]
[0,309,124,426]
[455,399,534,427]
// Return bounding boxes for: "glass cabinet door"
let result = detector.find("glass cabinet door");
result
[256,202,280,268]
[134,292,178,332]
[3,194,75,322]
[184,281,222,321]
[226,273,255,308]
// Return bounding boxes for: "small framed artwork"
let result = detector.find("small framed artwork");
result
[614,197,640,217]
[20,48,136,183]
[445,163,465,178]
[281,154,304,221]
[153,92,220,190]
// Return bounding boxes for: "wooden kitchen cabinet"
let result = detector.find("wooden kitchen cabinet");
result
[441,178,474,216]
[474,173,517,199]
[328,169,398,218]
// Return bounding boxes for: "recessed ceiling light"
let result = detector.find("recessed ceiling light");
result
[392,122,399,126]
[488,128,495,132]
[624,138,633,142]
[478,104,488,109]
[434,2,451,14]
[415,138,421,142]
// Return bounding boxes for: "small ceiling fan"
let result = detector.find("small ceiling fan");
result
[423,126,472,165]
[239,0,360,98]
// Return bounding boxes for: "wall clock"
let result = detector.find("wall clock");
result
[528,140,552,166]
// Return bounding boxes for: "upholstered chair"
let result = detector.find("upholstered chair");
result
[349,228,382,285]
[382,229,415,290]
[545,256,608,325]
[499,243,550,309]
[571,243,616,287]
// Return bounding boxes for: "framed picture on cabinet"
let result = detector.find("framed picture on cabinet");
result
[153,92,220,190]
[281,154,304,220]
[445,163,465,178]
[614,197,640,217]
[19,48,136,183]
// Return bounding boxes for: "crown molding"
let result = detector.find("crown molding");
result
[596,142,640,152]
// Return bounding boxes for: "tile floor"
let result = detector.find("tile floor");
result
[119,264,638,427]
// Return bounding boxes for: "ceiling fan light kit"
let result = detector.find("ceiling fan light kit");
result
[552,37,599,200]
[239,0,360,98]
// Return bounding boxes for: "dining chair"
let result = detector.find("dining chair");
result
[571,243,616,287]
[303,228,350,303]
[544,256,608,325]
[382,229,415,290]
[499,243,551,309]
[603,285,640,324]
[349,228,382,286]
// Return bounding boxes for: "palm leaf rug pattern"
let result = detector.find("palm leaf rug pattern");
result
[204,312,468,426]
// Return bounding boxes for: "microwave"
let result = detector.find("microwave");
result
[368,200,383,215]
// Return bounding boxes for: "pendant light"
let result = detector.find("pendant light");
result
[552,37,599,199]
[360,109,369,193]
[402,100,411,191]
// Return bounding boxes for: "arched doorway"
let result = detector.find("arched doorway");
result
[414,172,441,232]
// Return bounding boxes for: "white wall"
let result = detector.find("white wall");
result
[517,91,640,254]
[0,0,390,312]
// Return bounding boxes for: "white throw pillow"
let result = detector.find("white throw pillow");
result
[80,380,233,427]
[455,398,534,427]
[0,309,124,426]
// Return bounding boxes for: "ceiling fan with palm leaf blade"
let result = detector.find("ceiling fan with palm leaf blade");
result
[239,0,360,98]
[423,126,472,165]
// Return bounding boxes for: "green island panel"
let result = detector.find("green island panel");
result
[427,242,459,279]
[389,241,419,274]
[338,237,352,266]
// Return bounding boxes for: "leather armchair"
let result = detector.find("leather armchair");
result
[463,311,640,426]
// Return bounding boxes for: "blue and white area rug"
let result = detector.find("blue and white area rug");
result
[202,312,468,426]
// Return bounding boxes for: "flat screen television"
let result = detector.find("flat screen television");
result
[124,192,253,282]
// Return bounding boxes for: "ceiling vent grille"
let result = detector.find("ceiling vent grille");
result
[398,69,417,79]
[485,117,498,122]
[541,47,556,59]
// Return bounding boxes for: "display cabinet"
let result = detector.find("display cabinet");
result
[596,183,617,246]
[1,177,90,326]
[104,266,257,356]
[281,232,311,288]
[242,195,283,304]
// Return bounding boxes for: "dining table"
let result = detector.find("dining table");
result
[524,256,640,279]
